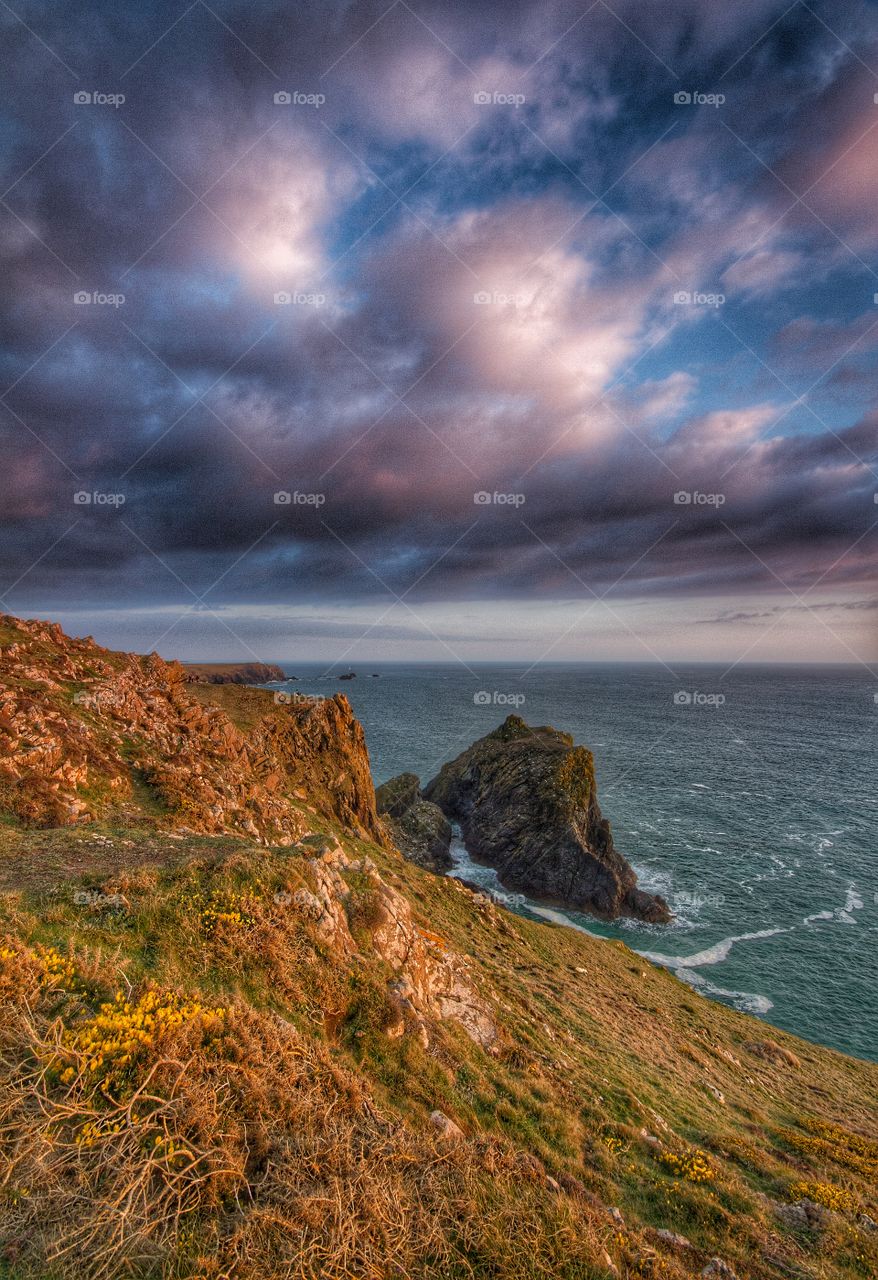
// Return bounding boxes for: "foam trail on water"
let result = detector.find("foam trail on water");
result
[446,827,510,897]
[448,845,790,974]
[675,967,774,1015]
[804,883,864,926]
[444,831,792,1023]
[530,904,596,936]
[638,927,791,970]
[527,909,775,1014]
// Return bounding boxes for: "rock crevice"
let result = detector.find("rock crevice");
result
[294,835,497,1050]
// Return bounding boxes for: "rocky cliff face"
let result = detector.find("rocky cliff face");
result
[424,715,670,922]
[0,615,381,844]
[0,613,496,1059]
[293,833,496,1049]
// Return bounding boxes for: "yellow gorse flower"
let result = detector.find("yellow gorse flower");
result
[659,1149,715,1183]
[38,947,77,989]
[189,888,255,935]
[0,941,77,1002]
[788,1180,860,1214]
[783,1119,878,1179]
[58,988,226,1092]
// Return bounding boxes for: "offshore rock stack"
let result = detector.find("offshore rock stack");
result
[424,715,670,923]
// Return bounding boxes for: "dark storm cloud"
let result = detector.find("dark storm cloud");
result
[1,0,876,617]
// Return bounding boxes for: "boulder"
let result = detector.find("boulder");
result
[376,773,452,872]
[424,716,670,922]
[655,1229,691,1249]
[430,1110,464,1141]
[702,1261,738,1280]
[773,1199,830,1231]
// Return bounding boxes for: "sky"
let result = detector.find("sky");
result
[0,0,877,667]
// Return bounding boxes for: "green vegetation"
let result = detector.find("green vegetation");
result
[1,821,876,1279]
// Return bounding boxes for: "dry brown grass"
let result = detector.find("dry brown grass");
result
[1,830,877,1280]
[0,944,622,1280]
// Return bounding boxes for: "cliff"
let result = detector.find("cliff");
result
[181,661,287,684]
[424,714,670,922]
[0,614,379,843]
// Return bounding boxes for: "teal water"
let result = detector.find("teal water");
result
[267,663,878,1062]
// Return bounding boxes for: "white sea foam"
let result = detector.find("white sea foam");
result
[446,828,522,903]
[803,883,864,927]
[529,910,776,1015]
[442,825,861,1037]
[810,885,863,926]
[675,967,773,1015]
[531,904,594,936]
[638,927,790,969]
[628,863,674,898]
[844,886,864,912]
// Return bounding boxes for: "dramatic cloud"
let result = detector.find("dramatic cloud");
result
[0,0,876,661]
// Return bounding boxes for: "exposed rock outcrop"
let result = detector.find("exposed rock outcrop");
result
[293,835,497,1050]
[430,1110,465,1140]
[182,662,286,684]
[376,772,422,818]
[0,615,381,844]
[376,773,452,872]
[424,715,670,922]
[773,1199,830,1231]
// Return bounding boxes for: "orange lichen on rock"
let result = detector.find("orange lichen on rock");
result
[0,614,382,844]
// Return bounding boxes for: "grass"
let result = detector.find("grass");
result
[0,822,876,1278]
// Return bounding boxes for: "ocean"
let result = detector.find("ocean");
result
[267,662,878,1062]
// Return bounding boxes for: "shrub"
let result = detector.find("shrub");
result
[659,1149,715,1183]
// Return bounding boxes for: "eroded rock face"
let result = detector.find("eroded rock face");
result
[375,773,452,872]
[293,836,497,1050]
[0,615,382,844]
[424,715,670,922]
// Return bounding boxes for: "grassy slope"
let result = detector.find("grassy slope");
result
[0,814,876,1280]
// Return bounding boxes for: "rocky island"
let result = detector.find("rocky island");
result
[423,715,670,922]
